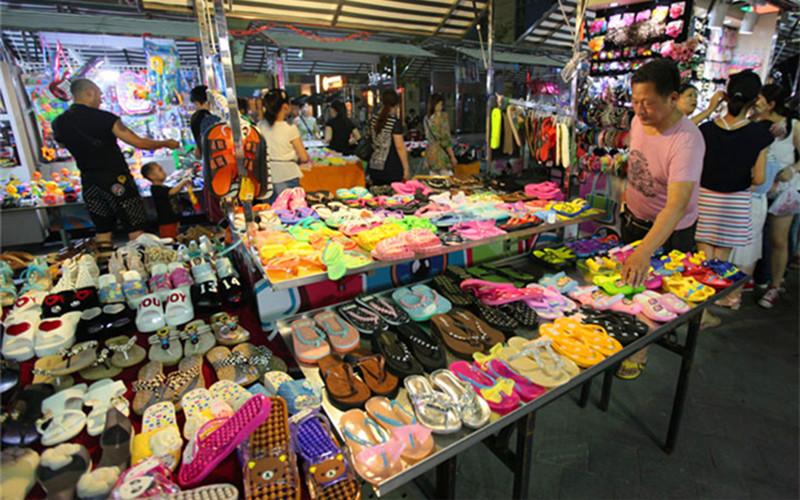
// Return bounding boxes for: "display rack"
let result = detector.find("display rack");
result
[275,252,747,499]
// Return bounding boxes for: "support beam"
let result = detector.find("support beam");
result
[331,0,347,26]
[430,0,463,38]
[515,1,560,45]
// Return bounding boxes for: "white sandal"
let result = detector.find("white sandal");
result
[37,384,88,446]
[84,379,129,436]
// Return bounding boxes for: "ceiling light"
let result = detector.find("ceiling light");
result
[610,2,619,7]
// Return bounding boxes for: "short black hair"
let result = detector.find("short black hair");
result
[632,59,680,98]
[141,162,160,180]
[678,83,697,95]
[190,85,208,105]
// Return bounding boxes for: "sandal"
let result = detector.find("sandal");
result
[429,369,491,429]
[339,409,406,485]
[337,302,388,335]
[502,337,579,388]
[403,375,462,434]
[148,327,183,365]
[83,379,129,436]
[132,361,168,415]
[373,330,425,379]
[365,396,434,464]
[98,407,133,469]
[37,443,91,500]
[449,361,519,415]
[355,294,410,326]
[394,322,447,372]
[318,353,371,410]
[106,335,147,368]
[450,309,506,347]
[78,347,123,381]
[132,401,183,472]
[211,312,250,345]
[430,313,484,358]
[313,311,360,354]
[207,345,261,387]
[348,352,399,398]
[291,318,331,365]
[36,384,88,446]
[616,358,647,380]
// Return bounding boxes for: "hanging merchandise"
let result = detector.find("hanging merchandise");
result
[117,71,153,115]
[490,107,502,150]
[588,0,693,76]
[144,38,182,106]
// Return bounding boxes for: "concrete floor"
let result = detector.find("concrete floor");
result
[368,274,799,499]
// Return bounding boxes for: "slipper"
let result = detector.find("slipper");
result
[78,348,123,381]
[593,274,646,297]
[207,345,261,386]
[164,355,205,413]
[179,320,216,357]
[318,353,371,411]
[121,270,148,309]
[34,311,81,358]
[132,361,167,416]
[394,322,447,372]
[616,358,647,380]
[365,397,434,464]
[391,287,437,322]
[77,466,122,500]
[662,274,715,303]
[478,357,547,403]
[322,240,346,281]
[291,318,331,365]
[1,448,39,500]
[182,388,234,440]
[148,327,183,365]
[32,355,74,391]
[404,374,462,434]
[337,302,389,335]
[355,294,411,326]
[83,379,128,436]
[430,313,484,358]
[340,409,406,485]
[164,288,194,327]
[503,337,579,388]
[209,380,253,412]
[106,335,147,368]
[314,311,360,354]
[242,396,301,500]
[37,443,91,500]
[179,394,272,487]
[97,407,132,470]
[411,284,452,314]
[539,322,605,367]
[2,311,38,362]
[539,271,579,293]
[348,352,400,398]
[429,368,492,429]
[210,312,250,345]
[132,401,183,472]
[36,384,88,446]
[449,361,519,414]
[555,317,623,357]
[136,293,166,333]
[206,122,240,197]
[450,308,507,346]
[431,274,475,308]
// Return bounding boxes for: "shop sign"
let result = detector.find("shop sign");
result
[321,75,344,91]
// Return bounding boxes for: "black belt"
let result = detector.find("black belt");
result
[623,208,653,231]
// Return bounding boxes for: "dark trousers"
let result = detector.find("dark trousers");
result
[621,209,696,252]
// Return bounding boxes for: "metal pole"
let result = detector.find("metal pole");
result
[485,0,494,169]
[454,55,461,134]
[194,0,216,89]
[392,55,397,89]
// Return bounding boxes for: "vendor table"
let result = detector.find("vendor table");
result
[0,201,86,247]
[275,255,746,499]
[298,161,366,193]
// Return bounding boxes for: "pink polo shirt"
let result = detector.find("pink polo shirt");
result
[625,115,705,230]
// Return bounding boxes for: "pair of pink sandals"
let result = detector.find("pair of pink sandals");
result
[450,359,546,415]
[523,284,578,319]
[524,182,564,201]
[391,180,431,196]
[271,187,307,211]
[633,290,690,322]
[460,279,544,306]
[451,220,506,240]
[568,285,644,315]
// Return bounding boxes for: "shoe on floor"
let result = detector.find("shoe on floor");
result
[701,309,721,330]
[758,287,780,309]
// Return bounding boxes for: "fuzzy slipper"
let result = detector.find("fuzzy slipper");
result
[1,447,39,500]
[37,443,91,500]
[77,466,121,500]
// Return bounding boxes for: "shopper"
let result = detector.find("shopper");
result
[324,101,360,154]
[257,89,310,202]
[141,162,191,239]
[695,71,772,308]
[617,59,706,379]
[748,85,799,308]
[294,102,319,142]
[368,89,410,185]
[238,97,253,125]
[676,83,726,126]
[189,85,212,158]
[52,78,179,250]
[423,93,458,174]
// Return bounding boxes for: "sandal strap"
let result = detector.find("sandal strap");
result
[107,337,136,353]
[166,364,200,391]
[322,364,360,397]
[355,355,388,384]
[133,373,167,392]
[58,340,98,359]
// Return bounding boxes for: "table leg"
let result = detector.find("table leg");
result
[46,207,70,247]
[600,365,617,412]
[435,456,456,499]
[512,412,536,500]
[664,314,701,454]
[578,380,591,408]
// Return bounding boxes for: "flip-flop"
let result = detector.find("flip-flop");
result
[355,294,411,326]
[539,322,605,367]
[291,318,331,365]
[340,409,406,485]
[37,443,91,500]
[206,345,260,386]
[394,322,447,372]
[555,317,623,358]
[479,357,547,403]
[429,369,491,429]
[318,353,371,411]
[36,384,88,446]
[365,396,434,464]
[348,352,400,398]
[449,361,520,414]
[148,327,183,365]
[391,288,437,322]
[106,335,147,368]
[132,361,167,416]
[404,374,462,434]
[48,341,99,376]
[502,337,579,388]
[314,311,360,354]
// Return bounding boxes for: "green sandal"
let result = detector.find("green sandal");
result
[616,359,647,380]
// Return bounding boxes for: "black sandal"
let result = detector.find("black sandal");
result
[394,323,447,372]
[336,302,388,335]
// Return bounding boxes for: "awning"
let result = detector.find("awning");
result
[142,0,487,38]
[266,32,435,58]
[454,47,563,67]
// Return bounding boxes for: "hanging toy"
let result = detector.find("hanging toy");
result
[490,107,502,150]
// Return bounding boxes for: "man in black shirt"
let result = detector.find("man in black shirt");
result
[52,79,179,247]
[190,85,212,158]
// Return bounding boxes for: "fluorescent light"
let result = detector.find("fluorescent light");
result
[99,70,120,81]
[610,2,619,6]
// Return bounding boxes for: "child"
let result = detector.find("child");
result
[141,162,191,238]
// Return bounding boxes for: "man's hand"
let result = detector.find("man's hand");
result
[163,139,180,150]
[621,247,651,288]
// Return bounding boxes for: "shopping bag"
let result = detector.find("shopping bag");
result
[768,185,800,216]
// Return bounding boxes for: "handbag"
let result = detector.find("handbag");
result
[354,127,373,161]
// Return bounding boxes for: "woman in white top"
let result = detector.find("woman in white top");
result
[749,85,800,308]
[293,102,319,142]
[257,89,310,203]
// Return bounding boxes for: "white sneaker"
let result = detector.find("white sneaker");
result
[758,287,780,309]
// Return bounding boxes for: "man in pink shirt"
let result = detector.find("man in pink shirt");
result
[618,59,706,379]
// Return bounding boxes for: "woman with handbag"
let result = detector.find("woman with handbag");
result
[746,85,800,308]
[423,93,458,174]
[367,89,410,185]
